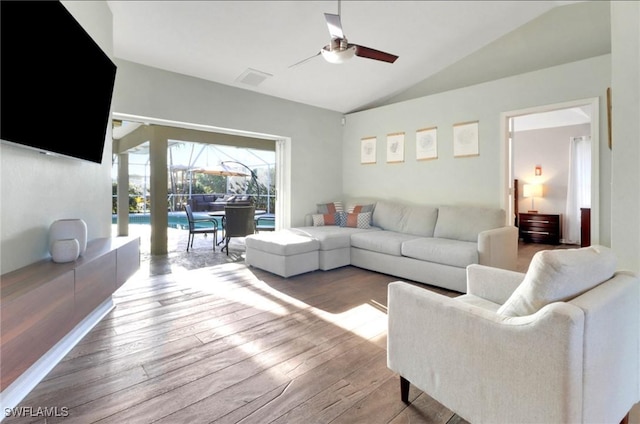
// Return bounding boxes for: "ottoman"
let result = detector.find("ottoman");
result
[245,231,320,277]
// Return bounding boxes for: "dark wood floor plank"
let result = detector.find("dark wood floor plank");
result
[101,295,235,334]
[73,325,118,345]
[330,373,421,424]
[389,392,461,424]
[270,350,391,424]
[44,329,205,380]
[236,338,385,424]
[19,365,148,412]
[277,315,385,380]
[40,335,202,386]
[38,340,277,423]
[212,382,292,424]
[154,371,292,424]
[102,338,313,423]
[64,286,260,359]
[141,306,329,378]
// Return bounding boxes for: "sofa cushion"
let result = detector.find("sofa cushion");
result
[401,237,478,268]
[351,231,421,257]
[245,232,320,256]
[372,200,438,236]
[497,245,617,317]
[433,205,505,242]
[286,226,379,251]
[228,195,251,204]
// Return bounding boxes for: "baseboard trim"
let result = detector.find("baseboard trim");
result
[0,298,114,421]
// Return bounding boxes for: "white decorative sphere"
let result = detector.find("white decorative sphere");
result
[51,238,80,263]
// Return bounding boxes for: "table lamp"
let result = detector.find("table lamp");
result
[523,183,543,213]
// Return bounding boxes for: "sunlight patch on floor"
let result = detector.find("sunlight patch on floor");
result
[177,263,389,341]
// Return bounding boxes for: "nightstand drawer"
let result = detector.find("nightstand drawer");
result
[519,213,561,244]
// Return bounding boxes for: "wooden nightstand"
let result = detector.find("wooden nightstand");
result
[519,213,561,244]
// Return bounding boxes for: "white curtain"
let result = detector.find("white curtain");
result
[565,136,591,244]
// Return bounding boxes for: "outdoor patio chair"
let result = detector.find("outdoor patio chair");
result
[184,204,218,251]
[222,205,255,255]
[255,214,275,232]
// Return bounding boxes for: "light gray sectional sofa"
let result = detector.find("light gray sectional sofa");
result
[245,199,518,293]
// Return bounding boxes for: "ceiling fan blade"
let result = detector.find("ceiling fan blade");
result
[354,45,398,63]
[288,51,321,68]
[324,13,344,39]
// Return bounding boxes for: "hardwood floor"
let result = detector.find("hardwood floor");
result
[4,240,638,423]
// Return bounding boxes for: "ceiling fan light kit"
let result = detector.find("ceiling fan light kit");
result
[290,4,398,68]
[321,44,356,64]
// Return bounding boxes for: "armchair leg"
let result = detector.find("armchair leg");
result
[400,376,410,404]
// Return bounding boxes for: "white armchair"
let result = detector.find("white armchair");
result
[387,246,640,424]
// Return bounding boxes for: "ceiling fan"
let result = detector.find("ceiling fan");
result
[290,1,399,67]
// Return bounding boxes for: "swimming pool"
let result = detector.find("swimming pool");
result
[112,211,222,229]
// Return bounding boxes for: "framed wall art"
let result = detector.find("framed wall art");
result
[386,132,405,163]
[416,127,437,160]
[453,121,479,157]
[361,136,377,164]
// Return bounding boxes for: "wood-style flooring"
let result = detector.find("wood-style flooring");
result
[5,241,639,423]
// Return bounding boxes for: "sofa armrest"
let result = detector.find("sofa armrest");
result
[477,225,518,270]
[568,271,640,422]
[466,264,525,304]
[304,213,314,226]
[387,281,585,423]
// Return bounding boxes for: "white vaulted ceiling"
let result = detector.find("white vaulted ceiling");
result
[106,1,609,114]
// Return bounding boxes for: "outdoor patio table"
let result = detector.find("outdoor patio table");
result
[209,210,267,245]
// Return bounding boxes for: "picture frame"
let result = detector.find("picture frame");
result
[607,87,612,149]
[386,132,405,163]
[453,121,479,157]
[416,127,437,160]
[361,136,377,164]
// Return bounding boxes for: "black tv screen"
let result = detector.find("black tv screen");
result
[1,1,117,164]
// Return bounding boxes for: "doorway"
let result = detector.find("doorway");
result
[501,97,600,245]
[112,113,291,254]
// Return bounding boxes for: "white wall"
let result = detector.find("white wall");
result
[514,124,590,217]
[111,59,343,228]
[0,1,114,273]
[610,1,640,272]
[343,55,612,244]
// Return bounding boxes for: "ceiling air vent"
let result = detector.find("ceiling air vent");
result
[236,68,272,87]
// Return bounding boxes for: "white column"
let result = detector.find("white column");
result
[610,1,640,272]
[150,131,168,255]
[117,153,129,236]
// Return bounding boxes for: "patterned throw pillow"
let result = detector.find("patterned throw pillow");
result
[317,201,343,215]
[312,213,339,226]
[336,211,347,227]
[347,204,374,214]
[346,204,374,226]
[342,212,372,229]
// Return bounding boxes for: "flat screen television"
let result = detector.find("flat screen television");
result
[1,1,117,164]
